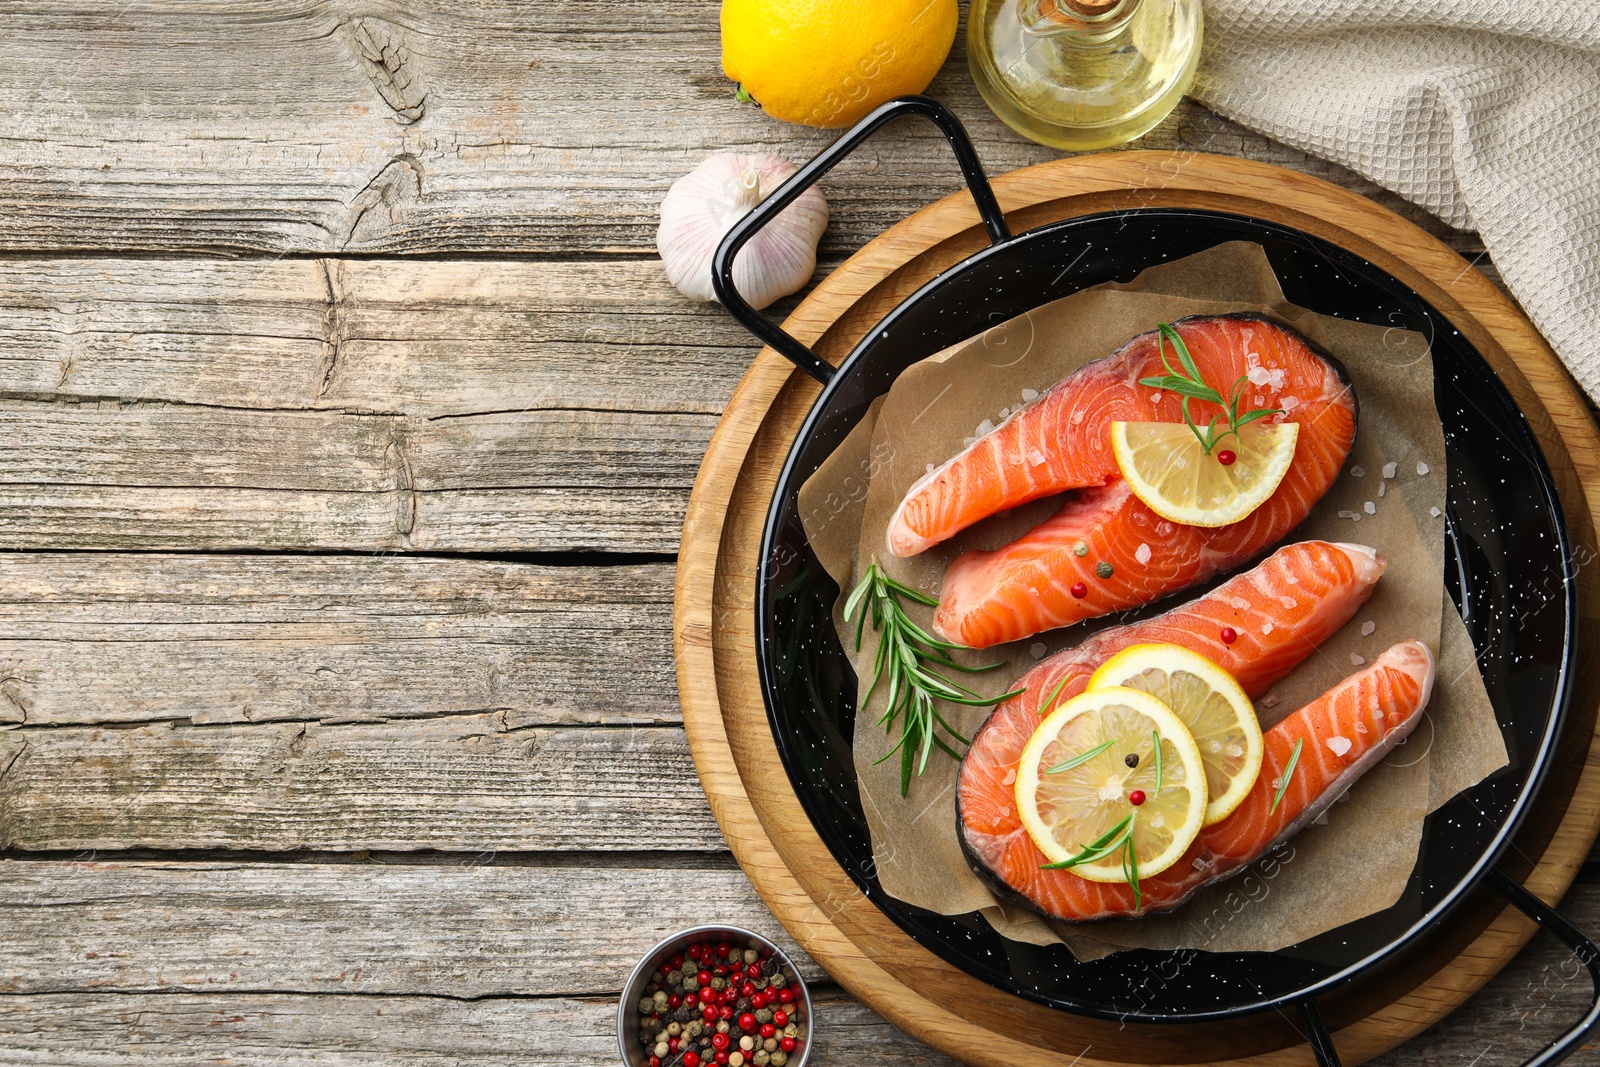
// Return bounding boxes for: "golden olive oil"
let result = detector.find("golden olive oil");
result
[968,0,1203,151]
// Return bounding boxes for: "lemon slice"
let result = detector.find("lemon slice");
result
[1110,421,1299,527]
[1088,644,1264,825]
[1016,687,1207,882]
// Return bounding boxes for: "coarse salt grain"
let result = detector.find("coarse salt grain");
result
[1021,388,1039,402]
[1029,642,1047,660]
[1135,543,1152,565]
[1364,501,1376,515]
[1382,462,1398,478]
[1361,620,1376,636]
[1338,509,1361,521]
[1430,506,1442,518]
[1262,621,1274,634]
[1378,482,1387,497]
[1326,736,1353,757]
[1417,461,1430,476]
[975,418,995,437]
[1351,465,1365,477]
[1261,693,1281,709]
[1350,653,1366,666]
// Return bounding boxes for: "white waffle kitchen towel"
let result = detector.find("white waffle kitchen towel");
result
[1193,2,1600,400]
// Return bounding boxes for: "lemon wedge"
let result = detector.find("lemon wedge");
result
[1111,420,1299,527]
[1016,686,1207,883]
[1089,644,1264,825]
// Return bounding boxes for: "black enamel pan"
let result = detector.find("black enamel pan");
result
[711,96,1600,1067]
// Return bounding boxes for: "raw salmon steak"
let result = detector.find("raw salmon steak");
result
[960,641,1433,921]
[956,542,1428,922]
[956,539,1383,905]
[885,315,1358,648]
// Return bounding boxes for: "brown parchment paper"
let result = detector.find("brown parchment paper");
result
[798,243,1507,958]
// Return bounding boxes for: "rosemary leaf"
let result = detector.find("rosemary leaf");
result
[1045,738,1115,775]
[878,573,940,607]
[1138,374,1222,403]
[1151,729,1163,796]
[1124,827,1142,912]
[842,573,874,628]
[1232,407,1282,429]
[1270,737,1304,814]
[1040,675,1072,715]
[1160,323,1205,386]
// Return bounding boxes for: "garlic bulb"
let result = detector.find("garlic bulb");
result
[657,153,829,310]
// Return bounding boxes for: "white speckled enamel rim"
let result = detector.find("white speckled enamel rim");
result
[616,925,814,1067]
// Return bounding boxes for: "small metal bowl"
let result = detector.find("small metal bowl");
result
[617,925,813,1067]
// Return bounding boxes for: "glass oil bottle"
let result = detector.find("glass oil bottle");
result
[967,0,1204,151]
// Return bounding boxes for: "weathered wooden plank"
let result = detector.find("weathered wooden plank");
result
[0,988,949,1067]
[0,862,1593,1062]
[0,256,766,551]
[0,484,687,553]
[0,861,803,996]
[0,553,675,729]
[0,258,753,417]
[0,402,710,551]
[0,1,1479,256]
[0,717,718,851]
[0,552,701,853]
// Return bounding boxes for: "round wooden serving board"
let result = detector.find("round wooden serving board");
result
[673,152,1600,1066]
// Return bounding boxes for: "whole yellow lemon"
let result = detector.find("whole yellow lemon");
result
[721,0,959,129]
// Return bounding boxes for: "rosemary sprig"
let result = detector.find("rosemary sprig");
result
[1040,814,1133,870]
[1151,729,1163,796]
[1136,322,1284,455]
[844,563,1025,796]
[1270,737,1305,814]
[1038,811,1144,910]
[1039,813,1143,909]
[1045,739,1115,775]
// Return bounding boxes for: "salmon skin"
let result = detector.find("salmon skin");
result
[957,540,1407,921]
[885,315,1358,649]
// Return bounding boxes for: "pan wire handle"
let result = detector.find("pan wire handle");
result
[1487,866,1600,1067]
[1297,998,1342,1067]
[712,95,1012,386]
[1296,868,1600,1067]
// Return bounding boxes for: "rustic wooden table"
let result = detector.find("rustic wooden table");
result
[0,4,1594,1064]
